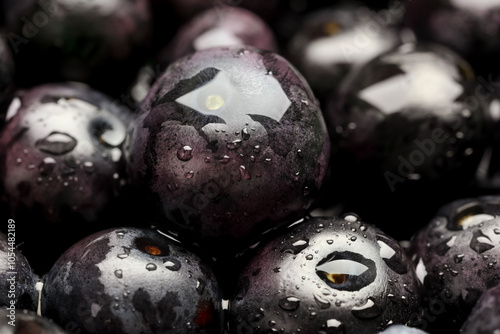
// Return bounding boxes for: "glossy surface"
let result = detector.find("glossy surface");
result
[127,47,330,254]
[408,196,500,332]
[42,227,223,334]
[0,34,14,120]
[403,0,500,76]
[287,3,403,99]
[158,6,277,70]
[229,216,424,334]
[460,284,500,333]
[321,42,488,235]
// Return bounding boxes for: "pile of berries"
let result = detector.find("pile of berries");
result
[0,0,500,333]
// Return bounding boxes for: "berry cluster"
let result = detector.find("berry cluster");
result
[0,0,499,333]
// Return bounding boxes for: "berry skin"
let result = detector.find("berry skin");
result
[126,46,330,255]
[287,3,402,100]
[41,227,223,334]
[460,284,500,334]
[0,230,38,312]
[158,6,278,69]
[229,215,424,334]
[408,195,500,332]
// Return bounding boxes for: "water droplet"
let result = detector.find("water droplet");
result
[196,279,206,295]
[342,213,359,222]
[242,128,251,140]
[325,319,345,333]
[185,171,194,179]
[250,309,265,322]
[227,139,242,150]
[279,296,300,311]
[313,294,331,309]
[273,267,281,273]
[39,157,56,176]
[177,146,193,161]
[114,270,123,278]
[327,240,334,245]
[164,258,182,271]
[268,320,276,327]
[470,230,495,254]
[117,247,131,259]
[494,228,500,235]
[116,231,125,238]
[254,145,261,153]
[351,298,382,319]
[265,157,272,164]
[282,239,309,255]
[83,161,95,174]
[360,225,367,232]
[218,155,230,164]
[350,236,357,242]
[306,254,314,260]
[240,165,251,180]
[204,156,212,163]
[35,132,77,155]
[454,254,465,263]
[146,263,157,271]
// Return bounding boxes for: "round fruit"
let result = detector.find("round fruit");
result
[0,82,133,274]
[460,284,500,334]
[0,82,132,223]
[287,2,402,100]
[126,46,330,254]
[408,195,500,332]
[158,6,278,69]
[403,0,500,77]
[41,227,223,334]
[0,309,67,334]
[229,215,424,334]
[0,230,38,311]
[321,42,489,237]
[3,0,153,97]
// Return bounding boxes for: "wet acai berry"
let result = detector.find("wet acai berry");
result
[459,284,500,334]
[41,227,223,334]
[0,230,38,312]
[0,309,67,334]
[0,82,133,274]
[287,2,403,101]
[126,46,331,256]
[403,0,500,77]
[321,42,489,238]
[408,195,500,332]
[3,0,153,97]
[158,6,278,70]
[229,215,424,334]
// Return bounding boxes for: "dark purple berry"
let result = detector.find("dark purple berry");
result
[287,3,402,100]
[229,216,424,334]
[41,227,223,334]
[408,195,500,332]
[158,6,278,69]
[0,230,38,311]
[127,47,330,255]
[460,284,500,334]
